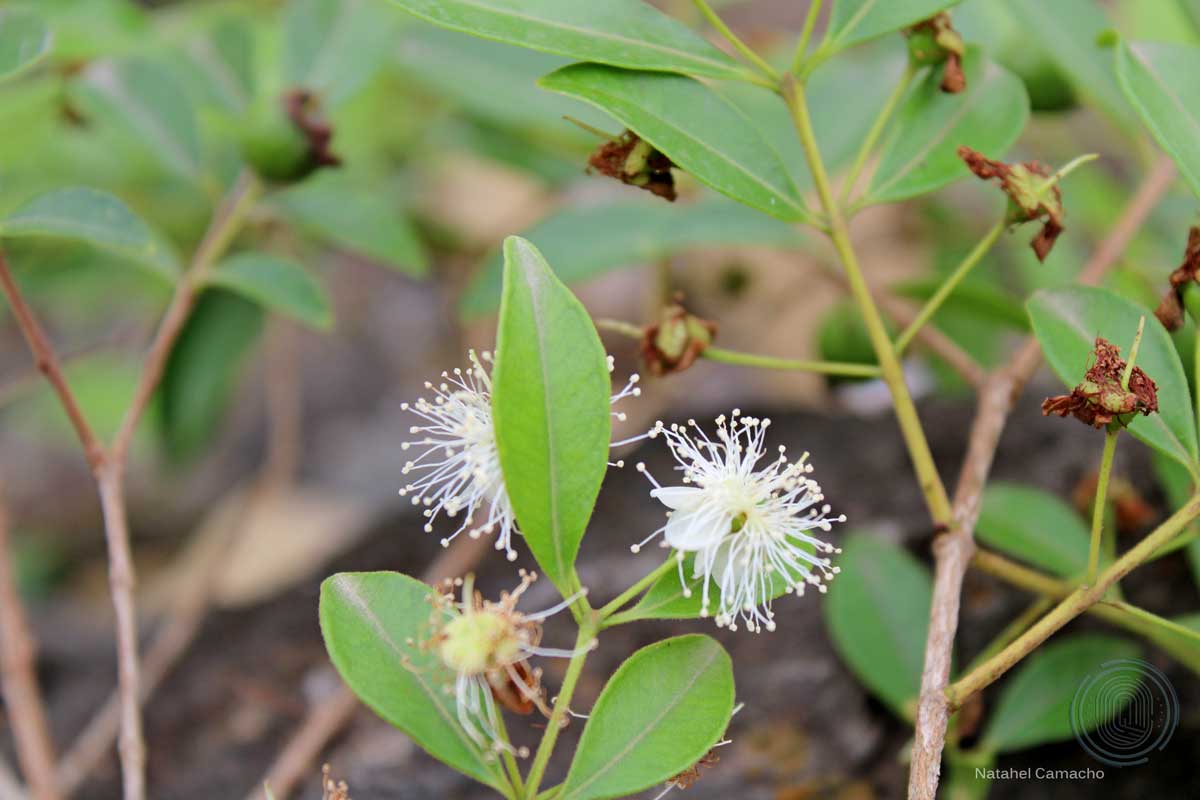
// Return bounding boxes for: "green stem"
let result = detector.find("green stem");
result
[597,557,676,619]
[790,0,825,73]
[948,494,1200,707]
[691,0,780,81]
[1087,430,1119,586]
[839,63,916,207]
[492,707,525,796]
[1120,315,1146,390]
[783,76,953,526]
[893,221,1005,355]
[961,596,1053,677]
[1106,600,1200,647]
[592,319,883,378]
[704,346,882,377]
[524,622,597,799]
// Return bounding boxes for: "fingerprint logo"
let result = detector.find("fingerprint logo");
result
[1070,658,1179,767]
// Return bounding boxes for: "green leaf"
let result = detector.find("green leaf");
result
[0,187,179,281]
[540,64,812,223]
[976,484,1092,577]
[980,634,1141,753]
[160,290,263,461]
[0,8,51,81]
[1028,285,1199,473]
[865,49,1029,205]
[319,571,507,791]
[892,278,1029,331]
[1006,0,1136,130]
[385,0,748,80]
[77,57,204,179]
[492,237,611,593]
[1151,451,1200,588]
[558,634,734,800]
[461,198,804,317]
[205,253,332,330]
[283,0,401,108]
[826,0,964,50]
[178,17,256,113]
[823,532,932,720]
[273,172,427,277]
[1116,40,1200,199]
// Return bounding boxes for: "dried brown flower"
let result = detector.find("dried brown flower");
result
[1154,227,1200,331]
[906,13,967,94]
[588,130,677,201]
[639,298,717,376]
[1041,338,1158,429]
[1071,473,1157,534]
[321,764,351,800]
[958,146,1065,261]
[284,88,341,171]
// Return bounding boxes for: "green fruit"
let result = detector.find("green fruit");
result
[238,99,314,183]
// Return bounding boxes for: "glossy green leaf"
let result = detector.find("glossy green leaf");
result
[1116,40,1200,199]
[159,290,263,461]
[1028,286,1199,473]
[273,173,426,277]
[78,57,203,179]
[205,253,332,330]
[826,0,964,50]
[823,532,932,720]
[385,0,748,80]
[492,237,611,593]
[0,187,179,280]
[558,635,734,800]
[461,198,804,317]
[283,0,401,108]
[866,49,1029,205]
[980,634,1141,753]
[540,64,811,223]
[976,484,1092,577]
[0,8,51,81]
[319,571,507,791]
[1006,0,1135,130]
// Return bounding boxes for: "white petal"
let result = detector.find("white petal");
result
[650,486,704,510]
[664,508,729,550]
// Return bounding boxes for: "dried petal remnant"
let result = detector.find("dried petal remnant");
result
[588,130,677,201]
[958,146,1064,261]
[1154,227,1200,331]
[1041,338,1159,429]
[906,13,967,93]
[640,299,717,376]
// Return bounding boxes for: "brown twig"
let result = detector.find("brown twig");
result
[907,155,1177,799]
[0,487,61,800]
[56,322,300,795]
[0,170,263,800]
[248,532,496,800]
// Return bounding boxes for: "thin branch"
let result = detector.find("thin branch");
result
[246,533,496,800]
[0,255,105,472]
[0,487,61,800]
[691,0,779,81]
[907,155,1177,799]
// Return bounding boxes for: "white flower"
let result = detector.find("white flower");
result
[634,410,844,633]
[401,351,640,561]
[427,571,590,754]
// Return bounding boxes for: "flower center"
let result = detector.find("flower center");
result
[438,610,521,675]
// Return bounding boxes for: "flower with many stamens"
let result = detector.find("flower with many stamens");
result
[634,410,844,632]
[400,351,640,560]
[425,571,590,754]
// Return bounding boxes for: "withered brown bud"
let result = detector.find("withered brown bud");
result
[588,130,676,201]
[1154,227,1200,331]
[1041,338,1158,429]
[285,88,341,170]
[640,298,717,375]
[666,746,722,790]
[958,146,1065,262]
[906,13,967,93]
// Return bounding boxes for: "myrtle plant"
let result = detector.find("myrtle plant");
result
[313,2,1200,800]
